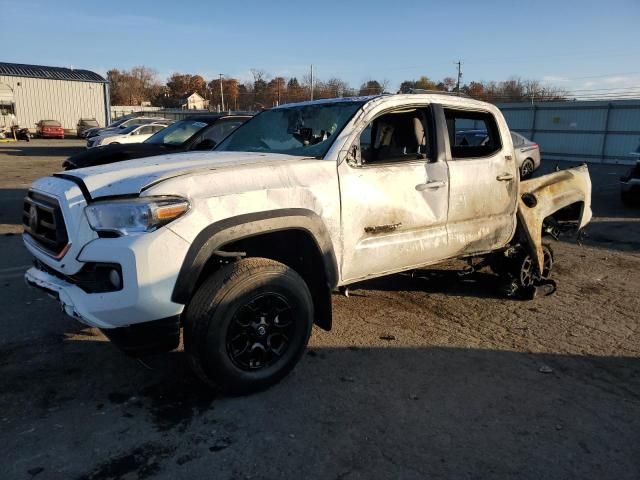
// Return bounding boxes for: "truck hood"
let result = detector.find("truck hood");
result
[55,151,308,199]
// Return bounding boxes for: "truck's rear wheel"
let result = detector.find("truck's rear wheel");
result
[518,243,553,288]
[183,257,313,395]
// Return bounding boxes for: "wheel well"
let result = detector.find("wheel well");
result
[548,201,584,223]
[195,229,333,331]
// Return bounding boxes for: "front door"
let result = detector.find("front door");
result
[338,106,449,282]
[440,105,518,255]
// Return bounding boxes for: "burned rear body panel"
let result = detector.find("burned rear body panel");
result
[517,165,592,272]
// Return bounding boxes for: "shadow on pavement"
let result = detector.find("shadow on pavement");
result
[0,188,27,228]
[347,269,512,300]
[0,143,84,159]
[1,335,638,479]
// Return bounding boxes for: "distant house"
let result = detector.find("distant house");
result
[181,92,209,110]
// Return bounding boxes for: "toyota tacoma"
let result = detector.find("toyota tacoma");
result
[23,93,592,394]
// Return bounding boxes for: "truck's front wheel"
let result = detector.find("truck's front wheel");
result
[183,258,313,395]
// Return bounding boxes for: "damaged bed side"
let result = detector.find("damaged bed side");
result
[517,164,593,273]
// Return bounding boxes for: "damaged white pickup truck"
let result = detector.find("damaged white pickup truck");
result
[23,93,592,393]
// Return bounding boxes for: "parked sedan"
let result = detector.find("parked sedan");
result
[455,129,540,179]
[87,123,169,149]
[511,131,541,179]
[85,116,167,139]
[36,120,64,139]
[82,116,132,139]
[77,118,100,138]
[64,114,251,169]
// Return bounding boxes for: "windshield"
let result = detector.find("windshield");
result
[144,119,208,146]
[80,119,99,127]
[119,119,139,128]
[118,125,139,134]
[216,101,364,157]
[42,120,61,127]
[107,117,128,128]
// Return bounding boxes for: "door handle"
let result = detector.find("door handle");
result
[416,180,446,191]
[496,173,514,181]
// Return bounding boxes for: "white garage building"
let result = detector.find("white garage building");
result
[0,62,110,134]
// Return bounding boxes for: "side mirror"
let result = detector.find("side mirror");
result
[195,139,216,150]
[347,144,362,166]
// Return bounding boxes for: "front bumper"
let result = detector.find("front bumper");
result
[24,226,191,329]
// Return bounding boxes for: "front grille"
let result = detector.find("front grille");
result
[23,191,69,257]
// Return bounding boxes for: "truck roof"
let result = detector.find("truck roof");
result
[273,93,494,110]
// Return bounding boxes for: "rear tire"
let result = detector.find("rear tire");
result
[183,257,313,395]
[520,159,535,179]
[517,243,554,288]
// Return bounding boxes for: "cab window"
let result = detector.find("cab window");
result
[445,109,502,159]
[357,107,434,164]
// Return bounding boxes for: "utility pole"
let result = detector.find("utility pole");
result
[219,73,225,112]
[310,64,314,101]
[456,60,462,95]
[277,80,281,106]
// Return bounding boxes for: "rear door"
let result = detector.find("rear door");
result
[439,105,518,255]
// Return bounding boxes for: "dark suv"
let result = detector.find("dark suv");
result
[63,114,252,170]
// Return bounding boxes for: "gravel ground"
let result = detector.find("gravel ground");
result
[0,140,639,480]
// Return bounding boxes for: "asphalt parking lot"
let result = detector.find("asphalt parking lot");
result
[0,139,639,480]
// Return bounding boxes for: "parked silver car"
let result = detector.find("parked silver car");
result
[455,129,541,179]
[85,117,168,139]
[511,131,541,179]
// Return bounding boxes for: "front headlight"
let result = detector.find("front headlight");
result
[85,196,189,235]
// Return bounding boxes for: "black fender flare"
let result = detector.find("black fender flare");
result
[171,208,339,305]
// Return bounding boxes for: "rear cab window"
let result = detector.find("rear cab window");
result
[444,108,502,159]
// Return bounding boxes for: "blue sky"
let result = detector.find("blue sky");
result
[2,0,639,97]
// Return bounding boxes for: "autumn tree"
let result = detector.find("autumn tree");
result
[465,81,485,99]
[166,73,192,103]
[267,77,286,105]
[359,80,383,95]
[286,77,303,103]
[189,75,207,98]
[399,76,438,93]
[164,73,208,106]
[107,66,161,105]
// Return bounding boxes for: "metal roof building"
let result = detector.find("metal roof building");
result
[0,62,110,133]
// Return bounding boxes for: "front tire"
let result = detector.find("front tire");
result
[183,258,313,395]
